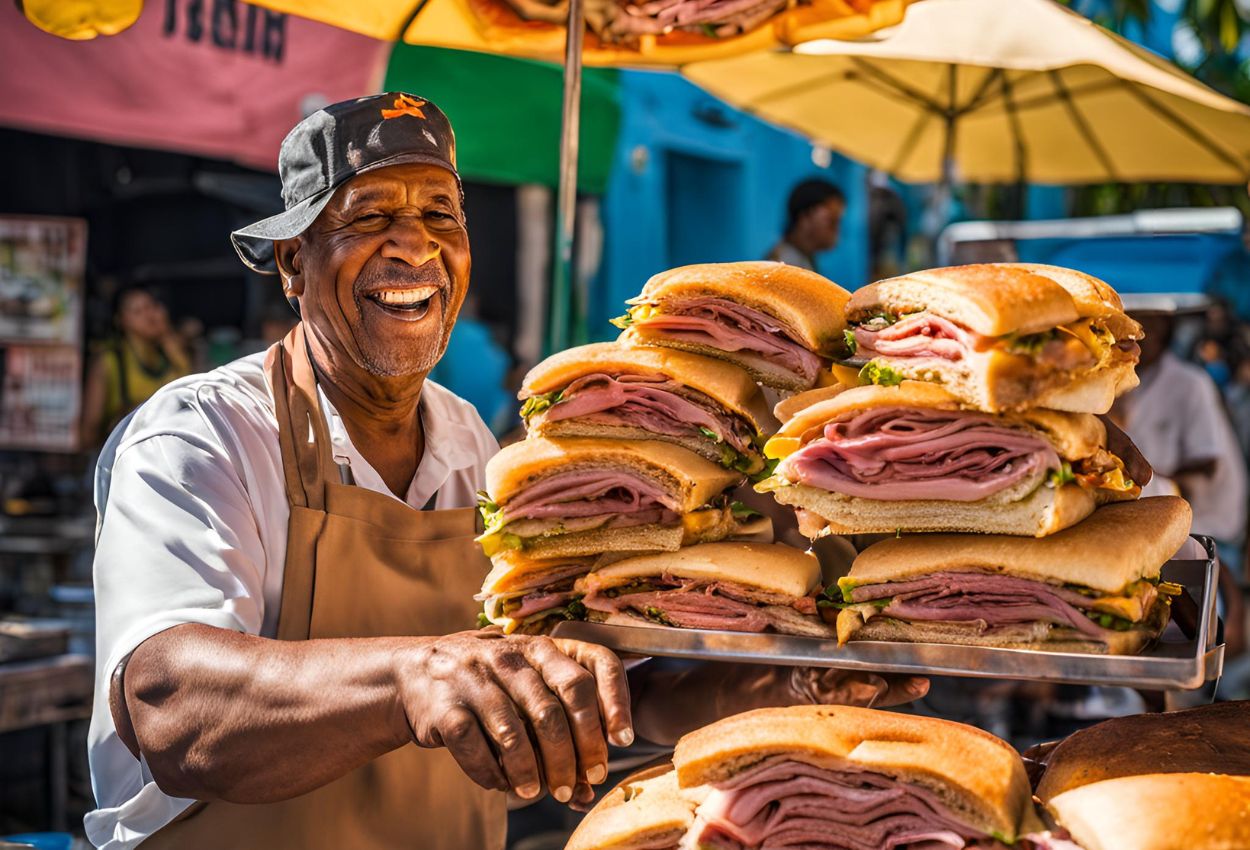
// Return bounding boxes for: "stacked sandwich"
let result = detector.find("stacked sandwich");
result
[758,263,1190,655]
[476,261,852,635]
[566,703,1250,850]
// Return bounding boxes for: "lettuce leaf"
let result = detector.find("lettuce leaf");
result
[519,390,563,420]
[859,360,905,387]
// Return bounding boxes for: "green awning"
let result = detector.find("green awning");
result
[384,46,620,194]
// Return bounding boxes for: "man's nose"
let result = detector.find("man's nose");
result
[380,217,441,267]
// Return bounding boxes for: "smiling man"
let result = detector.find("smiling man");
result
[85,93,924,850]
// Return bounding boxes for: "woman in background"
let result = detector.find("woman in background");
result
[80,285,190,448]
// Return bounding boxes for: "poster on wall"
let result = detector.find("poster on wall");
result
[0,345,82,451]
[0,215,86,452]
[0,215,86,345]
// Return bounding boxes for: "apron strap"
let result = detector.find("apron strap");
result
[266,324,333,512]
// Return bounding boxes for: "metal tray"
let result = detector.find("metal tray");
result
[552,536,1224,691]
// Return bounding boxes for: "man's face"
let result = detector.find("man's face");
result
[805,198,845,252]
[283,162,469,378]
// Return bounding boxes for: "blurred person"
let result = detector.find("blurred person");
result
[80,285,191,448]
[1112,311,1247,570]
[766,177,845,271]
[1195,337,1233,388]
[1227,357,1250,467]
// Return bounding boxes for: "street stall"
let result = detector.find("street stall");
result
[6,0,1250,847]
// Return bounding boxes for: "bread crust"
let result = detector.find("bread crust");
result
[515,504,738,559]
[631,261,849,354]
[485,437,742,512]
[520,341,778,434]
[774,380,1107,460]
[565,766,699,850]
[837,606,1165,655]
[1047,773,1250,850]
[1000,263,1138,323]
[1034,701,1250,802]
[848,264,1082,336]
[770,478,1098,538]
[577,542,820,598]
[846,497,1191,592]
[672,705,1035,841]
[531,420,755,471]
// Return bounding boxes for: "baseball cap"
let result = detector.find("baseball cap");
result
[231,92,460,275]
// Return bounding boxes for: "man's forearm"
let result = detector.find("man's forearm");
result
[120,624,418,803]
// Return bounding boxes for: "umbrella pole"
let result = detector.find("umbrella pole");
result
[548,0,585,355]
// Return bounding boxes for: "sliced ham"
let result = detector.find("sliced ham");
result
[634,297,822,384]
[778,406,1060,502]
[848,572,1124,640]
[509,591,576,619]
[854,313,991,362]
[502,469,678,522]
[691,757,1007,850]
[583,576,827,636]
[534,373,755,454]
[503,508,679,538]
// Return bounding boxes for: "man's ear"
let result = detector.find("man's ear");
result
[274,237,305,297]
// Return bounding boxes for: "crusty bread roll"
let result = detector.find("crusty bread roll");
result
[845,263,1142,413]
[1034,701,1250,802]
[1046,773,1250,850]
[772,478,1098,538]
[575,542,820,598]
[845,497,1191,593]
[619,261,849,391]
[848,264,1082,337]
[673,705,1039,843]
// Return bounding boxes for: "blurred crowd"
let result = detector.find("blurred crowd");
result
[1187,300,1250,471]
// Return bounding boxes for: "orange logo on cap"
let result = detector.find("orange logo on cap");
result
[381,94,427,120]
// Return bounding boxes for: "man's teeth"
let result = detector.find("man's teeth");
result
[372,288,437,307]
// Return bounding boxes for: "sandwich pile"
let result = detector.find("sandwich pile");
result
[752,263,1186,656]
[476,261,850,634]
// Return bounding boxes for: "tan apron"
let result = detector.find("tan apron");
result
[144,324,506,849]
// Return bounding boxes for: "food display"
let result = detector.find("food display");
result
[612,261,850,391]
[519,342,778,476]
[479,260,1219,687]
[757,381,1140,537]
[828,497,1190,653]
[566,703,1250,850]
[842,264,1142,414]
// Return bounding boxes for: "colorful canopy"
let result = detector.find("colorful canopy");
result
[683,0,1250,184]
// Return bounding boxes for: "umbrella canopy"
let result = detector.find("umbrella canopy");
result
[683,0,1250,184]
[215,0,910,65]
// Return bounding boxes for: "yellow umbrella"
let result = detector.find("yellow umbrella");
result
[683,0,1250,185]
[20,0,912,348]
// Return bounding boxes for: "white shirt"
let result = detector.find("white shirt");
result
[1118,351,1248,544]
[84,351,499,850]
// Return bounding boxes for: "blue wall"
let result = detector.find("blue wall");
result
[591,70,870,337]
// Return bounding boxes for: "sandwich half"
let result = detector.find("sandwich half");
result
[1037,773,1250,850]
[844,263,1142,413]
[477,437,743,558]
[831,497,1191,654]
[673,705,1040,849]
[613,261,850,391]
[565,765,704,850]
[519,342,779,476]
[574,542,831,638]
[758,381,1141,538]
[476,550,602,634]
[1033,701,1250,803]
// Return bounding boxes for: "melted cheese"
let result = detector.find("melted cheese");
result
[764,436,802,459]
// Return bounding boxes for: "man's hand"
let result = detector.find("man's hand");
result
[395,631,632,804]
[631,661,928,746]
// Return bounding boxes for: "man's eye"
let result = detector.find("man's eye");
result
[355,213,386,224]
